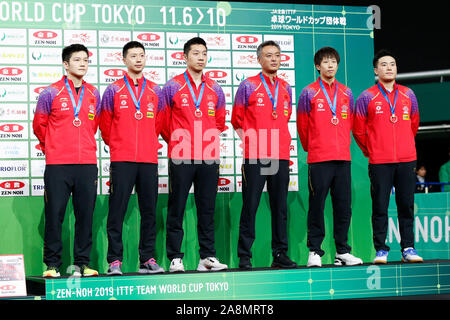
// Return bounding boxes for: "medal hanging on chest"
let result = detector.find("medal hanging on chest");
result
[184,72,205,118]
[123,75,146,121]
[319,78,339,126]
[73,118,82,127]
[135,111,144,120]
[331,116,339,125]
[377,83,398,124]
[64,77,85,128]
[195,109,203,118]
[260,73,279,120]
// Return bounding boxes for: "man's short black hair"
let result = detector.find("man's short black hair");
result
[62,44,89,62]
[314,47,340,67]
[256,40,281,58]
[373,49,397,68]
[183,37,207,55]
[122,41,145,58]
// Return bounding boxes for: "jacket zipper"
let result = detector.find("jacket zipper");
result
[135,112,139,162]
[392,117,397,161]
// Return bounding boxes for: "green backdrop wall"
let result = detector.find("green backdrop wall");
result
[2,0,442,277]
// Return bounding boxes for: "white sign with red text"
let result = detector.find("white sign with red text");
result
[0,255,27,298]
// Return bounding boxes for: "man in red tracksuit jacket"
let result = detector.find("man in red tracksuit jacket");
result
[160,37,228,273]
[232,40,297,270]
[33,44,100,278]
[100,41,165,275]
[297,47,362,268]
[354,49,423,264]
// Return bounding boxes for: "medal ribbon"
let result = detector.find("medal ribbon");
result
[184,72,205,113]
[123,75,146,113]
[64,77,85,120]
[260,73,279,114]
[377,82,398,116]
[319,78,338,117]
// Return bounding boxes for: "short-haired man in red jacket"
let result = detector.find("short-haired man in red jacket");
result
[100,41,165,275]
[297,47,363,267]
[160,37,228,273]
[354,49,423,264]
[33,44,100,277]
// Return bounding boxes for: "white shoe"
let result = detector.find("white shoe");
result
[307,251,322,267]
[169,258,185,272]
[334,253,363,266]
[401,248,423,263]
[373,250,389,264]
[197,257,228,271]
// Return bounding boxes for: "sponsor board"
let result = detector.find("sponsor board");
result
[0,179,29,196]
[0,26,298,196]
[28,29,62,46]
[133,32,165,48]
[231,34,262,51]
[0,255,26,298]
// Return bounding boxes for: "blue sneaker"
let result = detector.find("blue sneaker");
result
[373,250,389,264]
[401,248,423,263]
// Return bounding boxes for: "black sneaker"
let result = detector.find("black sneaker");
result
[239,256,252,270]
[271,252,297,268]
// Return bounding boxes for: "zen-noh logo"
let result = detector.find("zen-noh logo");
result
[34,86,47,94]
[218,177,231,186]
[33,31,58,39]
[138,33,160,42]
[217,176,234,192]
[280,54,290,62]
[205,70,227,79]
[0,180,25,190]
[236,36,258,44]
[171,52,184,60]
[0,67,23,76]
[0,285,16,290]
[0,123,24,133]
[104,69,126,77]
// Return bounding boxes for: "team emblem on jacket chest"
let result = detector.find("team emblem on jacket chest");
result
[375,102,383,114]
[119,95,128,109]
[256,92,265,107]
[181,93,190,107]
[59,97,70,111]
[316,99,325,111]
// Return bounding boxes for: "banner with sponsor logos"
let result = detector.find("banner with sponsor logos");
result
[0,254,26,297]
[0,0,391,276]
[0,0,373,198]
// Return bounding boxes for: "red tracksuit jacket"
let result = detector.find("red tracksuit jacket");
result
[231,72,293,160]
[353,82,419,164]
[160,71,226,160]
[33,76,101,164]
[297,78,354,164]
[99,73,164,163]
